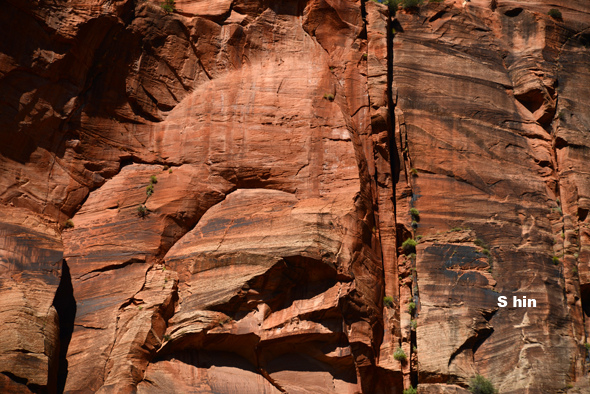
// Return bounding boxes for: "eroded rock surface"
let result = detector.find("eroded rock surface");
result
[1,0,590,393]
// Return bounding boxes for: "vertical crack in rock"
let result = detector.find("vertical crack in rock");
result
[549,26,590,379]
[52,261,77,394]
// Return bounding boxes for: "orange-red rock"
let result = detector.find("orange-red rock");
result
[2,0,590,393]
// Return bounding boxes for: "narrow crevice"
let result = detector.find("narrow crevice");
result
[258,367,287,393]
[387,13,400,217]
[52,260,77,394]
[77,258,145,281]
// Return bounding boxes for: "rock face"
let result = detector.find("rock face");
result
[1,0,590,393]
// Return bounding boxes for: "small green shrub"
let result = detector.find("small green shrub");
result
[411,220,418,229]
[548,8,562,19]
[403,0,423,9]
[416,235,423,240]
[64,219,75,229]
[450,227,463,232]
[403,387,417,394]
[362,53,368,60]
[410,168,418,175]
[162,165,169,171]
[324,93,335,101]
[394,347,407,362]
[474,239,486,248]
[146,184,154,197]
[584,342,590,351]
[402,238,417,253]
[408,301,416,314]
[168,168,173,173]
[161,0,176,13]
[384,296,394,308]
[163,334,171,342]
[468,374,497,394]
[150,175,158,184]
[138,306,143,310]
[410,208,420,220]
[552,255,560,265]
[409,253,417,260]
[137,204,148,217]
[410,319,417,330]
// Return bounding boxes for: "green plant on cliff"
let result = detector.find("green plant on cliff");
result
[393,347,407,362]
[410,208,420,220]
[146,183,154,197]
[161,0,176,13]
[384,296,394,308]
[137,204,148,217]
[552,255,560,265]
[64,219,75,229]
[408,301,416,314]
[548,8,562,19]
[402,0,423,9]
[468,374,497,394]
[323,93,335,101]
[474,239,486,248]
[150,175,158,184]
[403,387,417,394]
[402,238,417,253]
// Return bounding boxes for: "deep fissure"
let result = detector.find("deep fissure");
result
[52,261,76,394]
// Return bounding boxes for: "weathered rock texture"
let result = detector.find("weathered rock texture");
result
[1,0,590,393]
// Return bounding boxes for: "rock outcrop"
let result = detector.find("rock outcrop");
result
[1,0,590,393]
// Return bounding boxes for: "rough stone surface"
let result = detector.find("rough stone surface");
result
[392,0,590,392]
[0,208,63,393]
[1,0,590,393]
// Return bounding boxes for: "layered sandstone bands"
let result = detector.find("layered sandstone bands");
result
[1,0,590,393]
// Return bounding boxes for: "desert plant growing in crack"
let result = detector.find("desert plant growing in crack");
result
[137,204,148,217]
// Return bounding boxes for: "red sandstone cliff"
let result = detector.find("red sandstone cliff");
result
[1,0,590,393]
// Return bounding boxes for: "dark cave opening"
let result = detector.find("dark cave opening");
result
[52,260,76,394]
